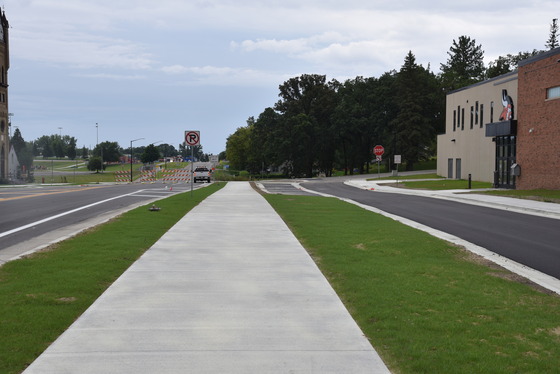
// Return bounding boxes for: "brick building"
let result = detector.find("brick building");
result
[516,49,560,189]
[0,10,9,180]
[437,47,560,190]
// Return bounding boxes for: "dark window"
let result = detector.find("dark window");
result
[461,108,465,130]
[480,104,484,128]
[453,110,456,131]
[475,101,479,125]
[470,106,474,129]
[490,101,494,123]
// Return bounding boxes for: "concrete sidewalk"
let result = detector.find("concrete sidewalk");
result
[344,179,560,220]
[24,182,390,374]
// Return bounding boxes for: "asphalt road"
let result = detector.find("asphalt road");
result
[0,183,198,257]
[303,180,560,280]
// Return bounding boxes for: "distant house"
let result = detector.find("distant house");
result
[437,47,560,189]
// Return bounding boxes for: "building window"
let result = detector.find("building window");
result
[480,104,484,128]
[475,101,479,125]
[547,86,560,100]
[453,110,456,131]
[470,106,474,129]
[490,101,494,123]
[461,108,465,130]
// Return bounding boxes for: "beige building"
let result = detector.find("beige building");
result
[0,10,9,180]
[437,72,518,188]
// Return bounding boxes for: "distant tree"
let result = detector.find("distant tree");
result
[486,56,513,78]
[10,128,26,153]
[67,137,77,160]
[10,128,33,175]
[546,18,559,50]
[93,141,121,163]
[486,50,543,78]
[87,156,104,173]
[440,35,485,91]
[179,144,205,161]
[156,143,177,158]
[141,144,160,164]
[81,146,89,159]
[35,135,54,158]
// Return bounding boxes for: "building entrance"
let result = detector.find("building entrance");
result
[494,135,516,189]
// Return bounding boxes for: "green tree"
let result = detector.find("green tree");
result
[392,51,444,170]
[440,35,485,91]
[226,126,251,171]
[10,128,33,177]
[34,135,54,158]
[546,18,559,50]
[11,128,26,154]
[87,156,104,173]
[93,141,121,163]
[67,137,77,160]
[81,146,89,159]
[274,74,337,177]
[486,50,543,78]
[156,143,178,158]
[141,144,160,164]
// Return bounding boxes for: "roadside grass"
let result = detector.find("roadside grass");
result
[481,189,560,203]
[399,179,493,190]
[0,183,224,374]
[369,173,443,181]
[265,194,560,374]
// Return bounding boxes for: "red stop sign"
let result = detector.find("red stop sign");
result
[373,145,384,156]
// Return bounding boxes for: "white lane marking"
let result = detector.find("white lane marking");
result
[0,190,142,239]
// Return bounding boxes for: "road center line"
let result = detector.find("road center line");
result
[0,191,141,239]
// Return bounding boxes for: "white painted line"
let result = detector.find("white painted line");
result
[297,184,560,296]
[0,191,141,239]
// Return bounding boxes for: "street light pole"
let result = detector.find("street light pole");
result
[130,138,145,183]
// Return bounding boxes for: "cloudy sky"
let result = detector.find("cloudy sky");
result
[4,0,558,154]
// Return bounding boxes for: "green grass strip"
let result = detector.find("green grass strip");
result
[481,189,560,203]
[400,179,493,190]
[0,182,225,374]
[265,194,560,374]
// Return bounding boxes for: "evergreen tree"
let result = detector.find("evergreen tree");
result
[392,51,443,170]
[546,18,559,50]
[440,36,485,91]
[10,128,26,153]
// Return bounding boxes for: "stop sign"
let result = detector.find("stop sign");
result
[373,145,384,156]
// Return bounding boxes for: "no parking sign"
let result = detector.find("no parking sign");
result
[185,131,200,146]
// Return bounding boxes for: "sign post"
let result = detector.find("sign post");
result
[394,155,402,186]
[373,145,384,179]
[185,131,201,196]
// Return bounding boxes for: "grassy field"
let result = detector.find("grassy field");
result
[265,194,560,373]
[0,183,224,374]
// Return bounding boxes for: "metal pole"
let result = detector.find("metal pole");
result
[190,146,194,197]
[130,140,133,183]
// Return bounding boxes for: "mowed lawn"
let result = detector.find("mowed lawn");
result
[265,193,560,374]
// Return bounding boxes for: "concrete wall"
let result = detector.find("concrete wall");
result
[437,73,518,183]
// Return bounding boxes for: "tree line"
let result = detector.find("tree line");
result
[9,127,212,177]
[226,24,559,177]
